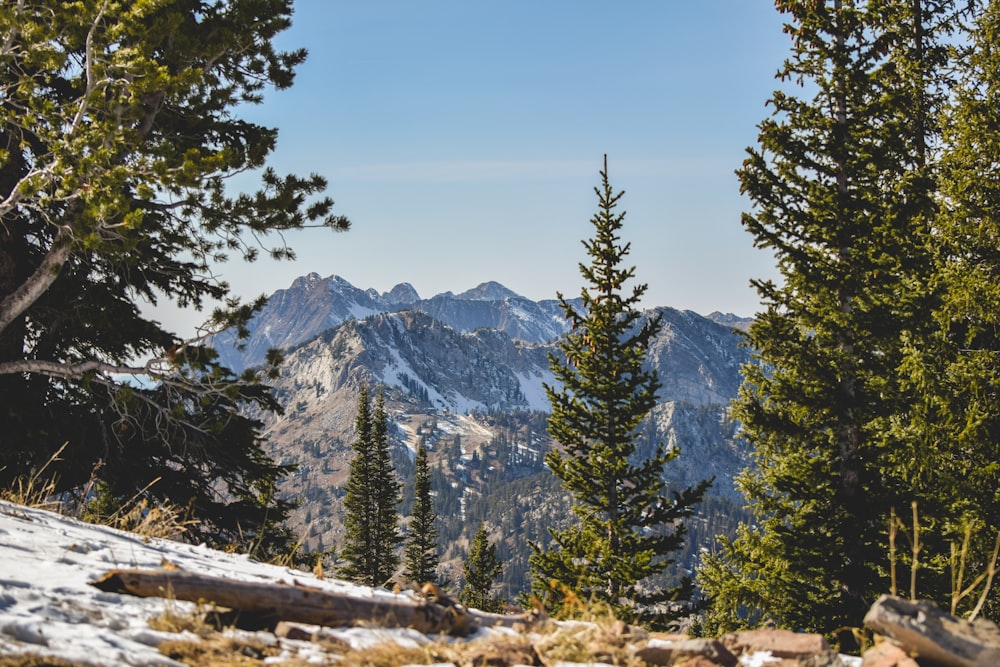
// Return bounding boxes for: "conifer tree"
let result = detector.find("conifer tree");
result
[697,0,959,637]
[0,0,348,547]
[529,156,709,625]
[403,442,440,585]
[894,0,1000,618]
[340,387,402,587]
[461,522,504,612]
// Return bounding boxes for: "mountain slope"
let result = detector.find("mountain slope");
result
[212,274,578,372]
[243,287,754,594]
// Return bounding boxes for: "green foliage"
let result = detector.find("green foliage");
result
[529,157,709,626]
[403,443,440,585]
[461,522,504,612]
[697,0,979,638]
[891,0,1000,620]
[339,387,403,587]
[0,0,348,546]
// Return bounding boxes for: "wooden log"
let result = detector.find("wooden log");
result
[91,568,512,636]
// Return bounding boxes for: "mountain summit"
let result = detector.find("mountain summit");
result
[212,275,578,372]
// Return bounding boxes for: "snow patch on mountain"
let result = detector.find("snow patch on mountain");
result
[516,369,554,412]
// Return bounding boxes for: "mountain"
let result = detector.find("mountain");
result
[705,311,755,333]
[212,274,578,372]
[221,276,755,595]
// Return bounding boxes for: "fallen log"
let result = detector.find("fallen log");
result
[90,568,536,636]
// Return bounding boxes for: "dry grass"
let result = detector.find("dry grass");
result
[141,602,655,667]
[0,443,69,513]
[334,642,445,667]
[157,634,313,667]
[533,617,646,666]
[1,443,194,542]
[96,495,195,541]
[329,635,544,667]
[146,599,216,636]
[0,655,98,667]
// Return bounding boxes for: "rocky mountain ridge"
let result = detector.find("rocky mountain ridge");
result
[212,273,589,372]
[212,273,753,373]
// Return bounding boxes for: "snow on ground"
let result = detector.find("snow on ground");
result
[436,413,493,441]
[0,500,446,666]
[514,369,553,412]
[0,500,862,667]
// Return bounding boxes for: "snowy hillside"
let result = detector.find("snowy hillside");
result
[0,501,434,665]
[0,501,834,667]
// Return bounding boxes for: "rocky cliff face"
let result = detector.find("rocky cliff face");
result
[227,276,755,594]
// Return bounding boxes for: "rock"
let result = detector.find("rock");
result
[721,628,831,659]
[635,637,738,666]
[674,657,729,667]
[861,641,919,667]
[864,595,1000,667]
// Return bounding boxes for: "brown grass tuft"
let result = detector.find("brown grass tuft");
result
[334,642,440,667]
[0,443,69,513]
[146,599,215,636]
[0,655,98,667]
[157,634,311,667]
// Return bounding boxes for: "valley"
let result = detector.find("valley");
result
[219,274,754,600]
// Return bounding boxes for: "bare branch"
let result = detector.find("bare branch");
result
[1,0,25,56]
[0,229,72,335]
[0,358,149,380]
[70,0,110,133]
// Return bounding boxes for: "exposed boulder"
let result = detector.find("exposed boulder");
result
[863,595,1000,667]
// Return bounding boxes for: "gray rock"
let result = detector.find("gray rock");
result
[864,594,1000,667]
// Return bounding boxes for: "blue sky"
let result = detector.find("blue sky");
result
[220,1,791,321]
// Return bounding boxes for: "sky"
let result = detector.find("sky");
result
[209,1,792,326]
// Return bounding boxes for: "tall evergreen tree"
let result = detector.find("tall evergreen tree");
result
[403,443,440,585]
[0,0,348,546]
[461,522,504,613]
[340,387,402,587]
[529,156,709,625]
[697,0,959,637]
[895,0,1000,618]
[371,391,403,573]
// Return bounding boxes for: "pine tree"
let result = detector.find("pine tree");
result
[403,442,440,585]
[461,522,504,612]
[894,0,1000,618]
[697,0,959,638]
[529,156,709,625]
[340,387,402,587]
[0,0,348,546]
[372,391,403,575]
